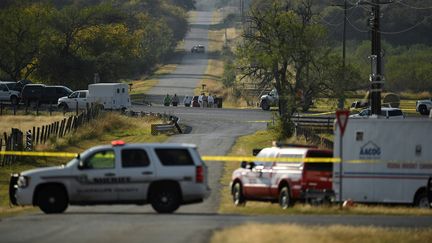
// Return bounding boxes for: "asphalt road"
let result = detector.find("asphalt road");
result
[1,9,431,243]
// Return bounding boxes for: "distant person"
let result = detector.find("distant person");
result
[198,93,203,107]
[163,94,171,106]
[183,96,192,107]
[172,94,179,106]
[192,96,200,107]
[208,93,214,108]
[202,93,208,108]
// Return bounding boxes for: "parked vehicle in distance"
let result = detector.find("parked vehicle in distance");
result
[191,45,205,53]
[0,81,21,105]
[231,145,334,208]
[350,100,369,109]
[10,141,211,214]
[86,83,131,110]
[58,90,89,111]
[259,88,278,111]
[416,98,432,116]
[21,84,73,106]
[349,107,405,119]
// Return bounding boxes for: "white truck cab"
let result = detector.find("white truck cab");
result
[57,90,89,110]
[10,141,210,214]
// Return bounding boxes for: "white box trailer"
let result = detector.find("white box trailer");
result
[333,118,432,207]
[87,83,131,110]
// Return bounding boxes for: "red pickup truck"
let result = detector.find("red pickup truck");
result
[230,145,334,208]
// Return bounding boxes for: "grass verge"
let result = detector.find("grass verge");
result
[211,223,432,243]
[0,112,166,214]
[219,129,432,216]
[0,114,66,136]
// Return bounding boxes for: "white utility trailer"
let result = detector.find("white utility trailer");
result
[87,83,131,110]
[333,118,432,207]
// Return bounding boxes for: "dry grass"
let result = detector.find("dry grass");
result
[211,223,432,243]
[0,114,66,136]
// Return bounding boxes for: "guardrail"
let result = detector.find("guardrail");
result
[151,116,182,135]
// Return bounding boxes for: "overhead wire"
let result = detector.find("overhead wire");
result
[394,0,432,10]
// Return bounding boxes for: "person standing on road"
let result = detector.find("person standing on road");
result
[198,93,203,107]
[172,94,179,106]
[164,94,171,106]
[208,93,214,108]
[202,93,208,108]
[183,95,192,107]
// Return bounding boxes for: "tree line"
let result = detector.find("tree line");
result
[0,0,195,89]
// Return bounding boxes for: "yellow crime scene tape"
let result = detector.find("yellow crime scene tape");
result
[0,150,383,163]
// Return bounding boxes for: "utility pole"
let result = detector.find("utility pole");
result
[340,0,347,109]
[369,0,383,115]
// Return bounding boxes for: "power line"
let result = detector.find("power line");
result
[395,0,432,10]
[346,15,370,32]
[379,15,432,34]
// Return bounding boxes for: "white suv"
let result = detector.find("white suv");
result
[0,81,20,105]
[10,141,210,214]
[349,107,405,119]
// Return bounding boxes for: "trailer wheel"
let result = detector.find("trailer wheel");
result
[414,191,430,208]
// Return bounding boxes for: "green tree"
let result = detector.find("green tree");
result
[0,4,50,81]
[237,0,327,137]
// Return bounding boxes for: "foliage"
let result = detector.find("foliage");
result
[0,3,51,81]
[0,0,193,88]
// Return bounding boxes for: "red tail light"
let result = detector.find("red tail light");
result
[196,166,204,183]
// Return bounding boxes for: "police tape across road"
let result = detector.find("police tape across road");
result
[0,150,383,163]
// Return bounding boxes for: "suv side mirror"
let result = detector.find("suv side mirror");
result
[240,161,247,169]
[78,161,85,169]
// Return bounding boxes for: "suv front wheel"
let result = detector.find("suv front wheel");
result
[36,185,68,214]
[419,105,429,115]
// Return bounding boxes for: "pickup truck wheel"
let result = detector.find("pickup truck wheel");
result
[150,186,181,213]
[261,100,270,111]
[279,186,293,209]
[419,105,429,115]
[232,182,246,206]
[414,191,430,208]
[36,185,68,214]
[58,103,69,111]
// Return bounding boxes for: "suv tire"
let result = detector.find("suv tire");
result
[232,182,246,206]
[150,185,181,213]
[419,105,429,115]
[36,185,68,214]
[279,186,293,209]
